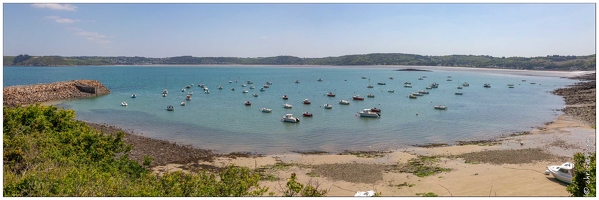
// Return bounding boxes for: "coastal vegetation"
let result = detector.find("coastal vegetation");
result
[567,152,596,197]
[4,53,595,71]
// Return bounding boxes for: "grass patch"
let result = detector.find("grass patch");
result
[416,192,438,197]
[306,171,320,177]
[456,139,500,146]
[452,148,568,165]
[386,156,452,177]
[389,181,415,189]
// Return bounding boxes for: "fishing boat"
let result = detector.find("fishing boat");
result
[369,107,381,113]
[245,101,251,106]
[121,102,127,106]
[326,92,336,97]
[484,83,491,88]
[302,112,313,117]
[358,109,381,118]
[253,93,258,97]
[167,105,174,111]
[324,104,333,109]
[282,95,289,100]
[281,114,300,123]
[367,94,375,98]
[547,162,574,184]
[352,95,364,100]
[302,99,311,104]
[434,105,447,110]
[180,102,186,106]
[261,108,272,113]
[339,100,350,105]
[283,103,293,109]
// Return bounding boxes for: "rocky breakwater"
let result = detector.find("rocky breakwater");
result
[4,80,110,107]
[552,73,596,125]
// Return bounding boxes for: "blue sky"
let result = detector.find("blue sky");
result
[3,3,596,58]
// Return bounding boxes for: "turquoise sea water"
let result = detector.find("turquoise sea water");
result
[4,66,575,154]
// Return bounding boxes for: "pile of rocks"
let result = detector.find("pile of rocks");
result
[4,80,110,107]
[552,73,596,125]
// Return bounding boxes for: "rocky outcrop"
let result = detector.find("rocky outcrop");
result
[552,73,596,125]
[4,80,110,107]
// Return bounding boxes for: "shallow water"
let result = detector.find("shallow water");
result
[4,65,575,154]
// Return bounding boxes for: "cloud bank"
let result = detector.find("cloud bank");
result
[32,3,77,11]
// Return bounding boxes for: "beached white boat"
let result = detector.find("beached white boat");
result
[167,105,174,111]
[547,162,573,184]
[434,105,447,110]
[324,104,333,109]
[121,102,127,106]
[358,109,380,118]
[283,103,293,109]
[281,114,300,123]
[261,108,272,113]
[339,100,350,105]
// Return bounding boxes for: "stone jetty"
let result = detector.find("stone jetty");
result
[4,80,110,107]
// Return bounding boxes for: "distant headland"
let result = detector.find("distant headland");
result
[3,53,595,71]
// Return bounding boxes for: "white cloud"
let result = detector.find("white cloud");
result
[32,3,77,11]
[45,16,80,23]
[69,27,111,44]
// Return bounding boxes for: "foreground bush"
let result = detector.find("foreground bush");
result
[567,152,596,197]
[3,105,267,196]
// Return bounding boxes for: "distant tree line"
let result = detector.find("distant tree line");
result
[4,53,595,71]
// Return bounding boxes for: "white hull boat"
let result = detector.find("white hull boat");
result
[547,162,573,184]
[358,109,380,118]
[261,108,272,113]
[281,114,300,123]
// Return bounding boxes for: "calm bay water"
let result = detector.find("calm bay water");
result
[4,66,575,154]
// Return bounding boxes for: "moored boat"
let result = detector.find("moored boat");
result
[281,114,300,123]
[484,83,491,88]
[163,89,168,94]
[302,112,313,117]
[186,85,191,89]
[324,104,333,109]
[231,87,236,91]
[434,105,447,110]
[295,80,300,83]
[370,107,381,113]
[412,92,423,96]
[253,93,258,97]
[218,85,223,90]
[167,105,174,111]
[303,99,311,104]
[339,100,350,105]
[367,94,375,98]
[388,89,394,93]
[121,102,127,106]
[462,82,469,87]
[283,103,293,109]
[162,93,167,97]
[455,92,463,95]
[242,89,249,93]
[547,162,573,184]
[260,87,266,91]
[261,108,272,113]
[247,80,253,84]
[282,95,289,100]
[326,92,336,97]
[409,94,417,99]
[180,102,186,106]
[378,82,386,85]
[418,90,429,94]
[404,84,412,88]
[245,101,251,106]
[186,94,192,101]
[317,78,323,82]
[263,84,270,88]
[457,86,463,89]
[352,95,364,100]
[131,94,136,98]
[367,84,374,88]
[358,109,381,118]
[182,88,186,92]
[241,84,246,87]
[250,85,255,89]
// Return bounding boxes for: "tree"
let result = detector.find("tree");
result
[567,152,596,197]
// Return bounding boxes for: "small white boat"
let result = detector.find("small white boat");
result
[339,100,350,105]
[245,101,251,106]
[295,80,300,83]
[326,92,336,97]
[167,105,174,111]
[241,84,246,87]
[121,102,128,106]
[547,162,573,184]
[186,94,192,101]
[281,114,300,123]
[409,94,417,99]
[434,105,447,110]
[462,82,469,87]
[204,87,209,91]
[457,86,463,89]
[412,92,423,96]
[162,93,167,97]
[283,103,293,109]
[317,78,323,82]
[182,88,186,92]
[247,80,253,84]
[484,83,491,88]
[261,108,272,113]
[180,102,186,106]
[419,90,429,94]
[366,84,374,88]
[131,94,136,98]
[253,93,258,97]
[249,85,255,89]
[426,86,432,90]
[388,89,394,93]
[218,85,223,90]
[199,84,205,88]
[358,109,380,118]
[324,104,333,109]
[188,91,193,95]
[404,84,412,88]
[242,89,249,93]
[231,87,236,91]
[302,99,311,104]
[163,89,168,94]
[229,80,233,83]
[260,87,266,91]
